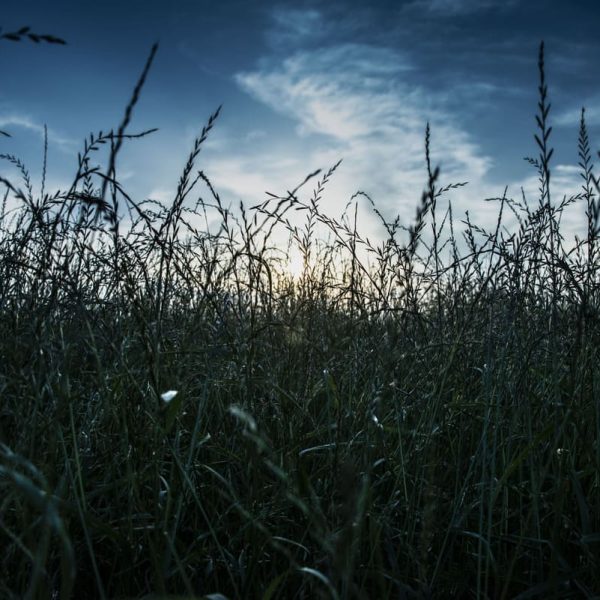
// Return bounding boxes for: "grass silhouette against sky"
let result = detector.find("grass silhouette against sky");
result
[2,0,600,243]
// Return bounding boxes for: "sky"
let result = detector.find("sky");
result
[2,0,600,253]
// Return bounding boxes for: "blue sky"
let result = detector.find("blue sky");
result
[2,0,600,245]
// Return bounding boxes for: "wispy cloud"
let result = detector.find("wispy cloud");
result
[244,129,267,142]
[268,8,329,45]
[402,0,519,16]
[0,114,77,152]
[151,4,588,250]
[555,103,600,128]
[237,43,416,140]
[233,39,493,239]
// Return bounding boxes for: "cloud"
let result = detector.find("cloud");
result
[244,129,267,142]
[268,8,329,45]
[206,154,298,203]
[236,44,415,143]
[207,0,578,252]
[233,42,493,237]
[0,114,77,152]
[265,7,371,49]
[402,0,519,16]
[555,103,600,128]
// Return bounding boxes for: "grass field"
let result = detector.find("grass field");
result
[1,34,600,599]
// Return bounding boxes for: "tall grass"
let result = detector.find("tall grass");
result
[1,37,600,599]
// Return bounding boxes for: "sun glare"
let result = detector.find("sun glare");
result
[285,245,306,279]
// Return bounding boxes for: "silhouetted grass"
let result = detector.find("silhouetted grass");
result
[1,40,600,599]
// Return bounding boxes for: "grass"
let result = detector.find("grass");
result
[1,35,600,599]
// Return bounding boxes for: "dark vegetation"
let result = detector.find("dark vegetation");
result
[1,32,600,599]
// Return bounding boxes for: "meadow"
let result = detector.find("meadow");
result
[1,31,599,599]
